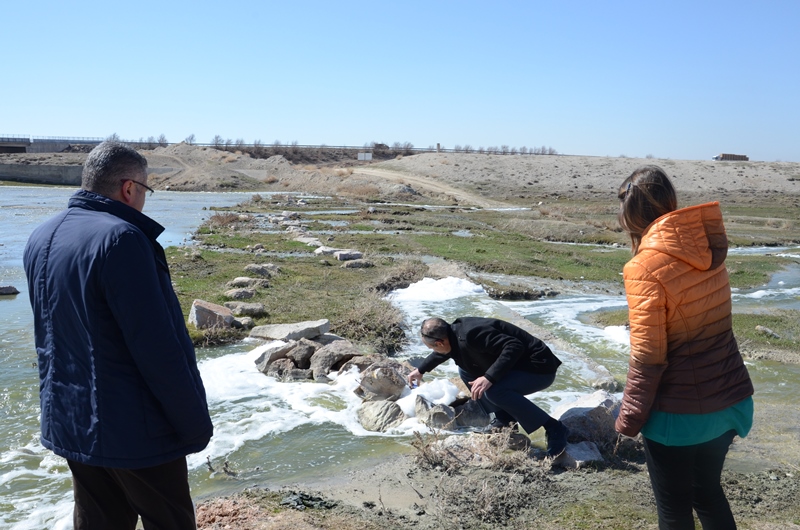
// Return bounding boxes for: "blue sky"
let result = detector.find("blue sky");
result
[3,1,798,161]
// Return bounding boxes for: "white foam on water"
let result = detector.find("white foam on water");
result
[733,286,800,300]
[395,378,462,418]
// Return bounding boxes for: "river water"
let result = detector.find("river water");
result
[1,186,799,528]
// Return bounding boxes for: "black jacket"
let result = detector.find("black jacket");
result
[417,317,561,383]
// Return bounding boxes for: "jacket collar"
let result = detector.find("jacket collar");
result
[68,189,165,241]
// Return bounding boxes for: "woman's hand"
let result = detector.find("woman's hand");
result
[467,376,493,400]
[407,369,423,388]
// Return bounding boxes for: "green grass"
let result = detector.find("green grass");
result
[732,310,800,351]
[167,247,424,352]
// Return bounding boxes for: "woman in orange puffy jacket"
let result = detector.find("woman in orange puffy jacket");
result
[615,165,753,530]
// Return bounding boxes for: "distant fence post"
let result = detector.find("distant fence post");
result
[436,143,440,153]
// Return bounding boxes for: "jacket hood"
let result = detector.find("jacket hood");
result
[638,202,728,271]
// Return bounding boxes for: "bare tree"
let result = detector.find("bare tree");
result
[185,134,196,145]
[106,132,121,142]
[464,145,473,153]
[500,145,509,155]
[234,138,246,151]
[477,146,485,154]
[510,147,518,155]
[547,147,558,155]
[146,136,157,149]
[212,135,224,148]
[520,146,528,155]
[157,134,168,147]
[224,138,233,151]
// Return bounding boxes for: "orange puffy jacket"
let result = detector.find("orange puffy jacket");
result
[614,202,753,437]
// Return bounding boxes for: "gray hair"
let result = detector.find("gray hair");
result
[81,141,148,197]
[420,317,449,342]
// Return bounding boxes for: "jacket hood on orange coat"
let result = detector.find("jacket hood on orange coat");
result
[637,201,728,272]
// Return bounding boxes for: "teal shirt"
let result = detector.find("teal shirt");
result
[641,396,753,446]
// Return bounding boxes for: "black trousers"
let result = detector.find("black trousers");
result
[67,457,196,530]
[643,430,737,530]
[458,367,555,434]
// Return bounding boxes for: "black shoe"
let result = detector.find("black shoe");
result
[546,421,569,457]
[481,416,510,433]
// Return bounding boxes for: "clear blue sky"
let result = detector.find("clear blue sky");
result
[3,1,798,161]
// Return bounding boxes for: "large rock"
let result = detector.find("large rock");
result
[553,390,621,450]
[338,354,386,374]
[313,246,341,256]
[334,250,363,261]
[188,300,234,329]
[224,288,256,300]
[0,286,20,296]
[285,338,320,369]
[357,400,407,432]
[453,398,491,429]
[315,333,345,346]
[294,236,323,246]
[341,259,374,269]
[224,301,267,317]
[354,360,410,402]
[415,395,456,429]
[244,263,279,277]
[552,441,604,469]
[254,341,297,373]
[265,358,313,382]
[226,277,270,289]
[309,340,360,382]
[249,319,330,341]
[234,316,255,329]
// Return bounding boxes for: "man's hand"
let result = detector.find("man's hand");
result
[407,369,423,388]
[467,376,493,400]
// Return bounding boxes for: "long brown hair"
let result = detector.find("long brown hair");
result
[618,165,678,254]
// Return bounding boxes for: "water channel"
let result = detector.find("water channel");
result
[1,185,798,528]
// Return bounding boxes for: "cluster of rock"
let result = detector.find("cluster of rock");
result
[189,262,279,330]
[244,317,626,468]
[250,319,398,387]
[274,209,374,268]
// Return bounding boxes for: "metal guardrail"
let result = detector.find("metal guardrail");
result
[0,135,103,143]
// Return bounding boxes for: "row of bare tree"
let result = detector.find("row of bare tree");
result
[106,133,558,158]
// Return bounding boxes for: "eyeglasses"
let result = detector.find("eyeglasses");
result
[123,179,155,197]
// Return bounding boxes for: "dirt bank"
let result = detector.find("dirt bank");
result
[4,145,800,207]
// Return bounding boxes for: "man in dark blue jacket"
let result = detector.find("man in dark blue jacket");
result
[407,317,569,456]
[23,141,213,529]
